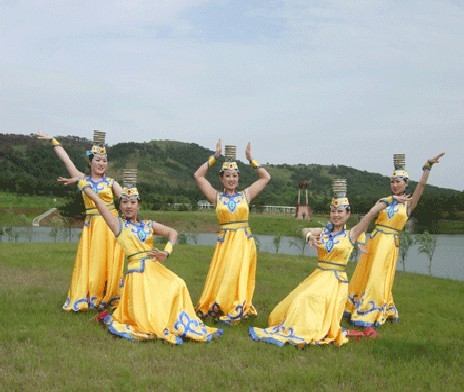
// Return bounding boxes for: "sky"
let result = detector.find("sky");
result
[1,0,463,190]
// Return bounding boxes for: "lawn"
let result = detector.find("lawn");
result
[0,243,463,391]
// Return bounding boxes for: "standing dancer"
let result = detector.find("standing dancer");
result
[345,152,445,327]
[37,131,124,312]
[59,170,222,344]
[194,139,271,325]
[249,179,396,347]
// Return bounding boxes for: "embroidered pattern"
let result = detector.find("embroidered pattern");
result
[220,192,242,213]
[174,311,208,337]
[386,198,399,219]
[124,219,152,243]
[320,224,346,253]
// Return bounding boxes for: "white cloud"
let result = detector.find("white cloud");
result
[1,0,463,189]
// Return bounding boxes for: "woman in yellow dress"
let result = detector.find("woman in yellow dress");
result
[249,179,398,347]
[37,131,124,312]
[345,152,445,328]
[194,139,271,325]
[59,171,222,344]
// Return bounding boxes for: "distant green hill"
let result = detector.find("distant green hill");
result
[1,133,463,231]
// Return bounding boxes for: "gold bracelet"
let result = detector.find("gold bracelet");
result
[422,160,433,171]
[305,231,312,242]
[163,241,173,257]
[249,159,262,169]
[207,155,216,168]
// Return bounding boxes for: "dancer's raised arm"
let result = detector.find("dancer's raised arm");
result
[194,138,222,204]
[37,132,84,178]
[244,142,271,202]
[408,152,445,213]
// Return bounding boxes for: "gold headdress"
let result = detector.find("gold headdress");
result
[87,130,107,157]
[391,153,408,180]
[121,169,139,199]
[331,179,350,208]
[220,145,239,172]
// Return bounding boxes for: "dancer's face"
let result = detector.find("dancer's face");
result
[120,197,139,220]
[329,206,350,228]
[89,155,108,176]
[390,178,407,196]
[220,170,239,192]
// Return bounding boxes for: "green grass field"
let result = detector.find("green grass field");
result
[1,243,463,391]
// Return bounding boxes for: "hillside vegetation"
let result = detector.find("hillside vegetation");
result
[1,133,463,233]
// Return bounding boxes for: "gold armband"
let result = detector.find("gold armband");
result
[305,231,312,242]
[163,241,174,257]
[249,159,262,169]
[207,155,216,168]
[422,160,433,171]
[51,137,61,146]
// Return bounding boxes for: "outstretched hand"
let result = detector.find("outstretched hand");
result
[429,152,445,164]
[307,234,321,248]
[215,138,222,158]
[245,142,252,162]
[57,177,80,186]
[36,131,52,141]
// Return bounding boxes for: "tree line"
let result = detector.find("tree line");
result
[1,133,463,233]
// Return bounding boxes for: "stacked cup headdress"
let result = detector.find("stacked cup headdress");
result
[220,145,239,173]
[391,153,408,180]
[87,130,107,157]
[121,168,139,199]
[331,179,350,209]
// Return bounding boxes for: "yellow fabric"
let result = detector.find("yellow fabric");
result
[249,228,354,347]
[63,176,124,312]
[163,240,173,255]
[356,232,366,244]
[196,191,257,324]
[104,218,221,344]
[345,196,409,327]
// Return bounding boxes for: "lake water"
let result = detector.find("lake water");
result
[185,233,464,282]
[2,227,463,282]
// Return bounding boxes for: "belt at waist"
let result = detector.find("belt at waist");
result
[317,260,346,272]
[373,224,400,235]
[127,251,152,273]
[86,203,116,216]
[219,220,249,230]
[127,250,151,261]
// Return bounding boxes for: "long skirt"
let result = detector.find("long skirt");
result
[63,212,124,312]
[104,258,222,344]
[249,269,349,347]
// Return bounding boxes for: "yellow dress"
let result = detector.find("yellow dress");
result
[249,226,354,347]
[196,191,257,324]
[345,196,408,327]
[63,176,124,312]
[103,218,222,344]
